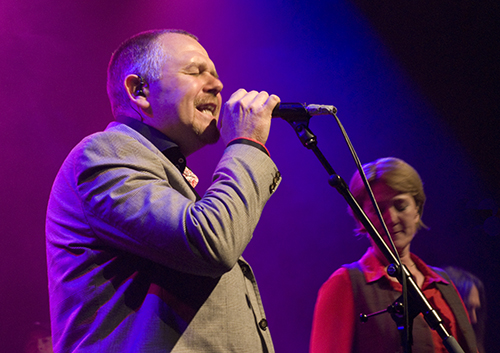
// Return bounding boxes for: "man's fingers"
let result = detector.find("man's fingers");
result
[263,94,281,114]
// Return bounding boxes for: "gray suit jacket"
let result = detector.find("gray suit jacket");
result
[46,122,281,352]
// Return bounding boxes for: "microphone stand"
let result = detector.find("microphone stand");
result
[286,117,465,353]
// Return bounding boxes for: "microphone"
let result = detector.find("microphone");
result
[272,103,337,122]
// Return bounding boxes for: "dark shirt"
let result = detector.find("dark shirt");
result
[115,116,270,167]
[115,115,187,173]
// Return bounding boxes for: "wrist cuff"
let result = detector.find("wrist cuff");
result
[227,137,270,157]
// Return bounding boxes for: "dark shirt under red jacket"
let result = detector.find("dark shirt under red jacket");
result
[310,247,478,353]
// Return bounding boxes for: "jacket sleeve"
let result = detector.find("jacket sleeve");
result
[54,130,281,277]
[310,267,355,353]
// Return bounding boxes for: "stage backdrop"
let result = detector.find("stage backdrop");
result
[1,0,498,352]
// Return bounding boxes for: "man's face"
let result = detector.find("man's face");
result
[148,33,223,156]
[38,336,54,353]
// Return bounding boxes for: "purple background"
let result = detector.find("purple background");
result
[1,1,499,352]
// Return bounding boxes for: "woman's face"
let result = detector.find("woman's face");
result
[466,284,481,324]
[362,182,420,256]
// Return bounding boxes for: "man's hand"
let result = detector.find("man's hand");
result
[219,89,280,145]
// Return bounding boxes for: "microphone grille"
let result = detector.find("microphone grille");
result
[306,104,337,115]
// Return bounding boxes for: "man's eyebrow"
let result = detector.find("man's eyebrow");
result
[183,61,219,79]
[182,62,200,70]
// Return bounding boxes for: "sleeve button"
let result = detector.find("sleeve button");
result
[259,318,268,331]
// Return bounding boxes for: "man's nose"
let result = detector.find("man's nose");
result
[205,75,223,96]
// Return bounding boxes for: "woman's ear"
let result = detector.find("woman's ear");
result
[413,203,421,224]
[356,219,367,234]
[414,209,421,224]
[124,74,153,117]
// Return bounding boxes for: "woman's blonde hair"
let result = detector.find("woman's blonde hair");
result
[348,157,427,233]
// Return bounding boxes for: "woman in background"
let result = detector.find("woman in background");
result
[445,266,487,353]
[310,157,477,353]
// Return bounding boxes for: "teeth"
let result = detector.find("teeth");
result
[201,109,213,116]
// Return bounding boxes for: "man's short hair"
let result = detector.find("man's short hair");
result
[107,29,198,116]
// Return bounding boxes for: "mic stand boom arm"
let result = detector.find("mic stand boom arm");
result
[287,119,465,353]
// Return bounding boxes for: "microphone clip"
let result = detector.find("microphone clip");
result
[290,120,317,149]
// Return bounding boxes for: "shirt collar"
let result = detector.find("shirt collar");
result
[115,115,187,173]
[359,247,449,286]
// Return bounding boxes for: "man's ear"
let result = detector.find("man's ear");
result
[124,74,153,117]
